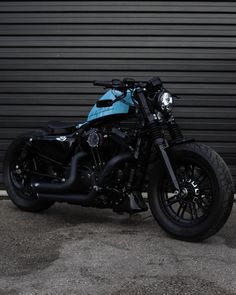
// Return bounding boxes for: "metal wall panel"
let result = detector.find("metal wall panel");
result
[0,1,235,190]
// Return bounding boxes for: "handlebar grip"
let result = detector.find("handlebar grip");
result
[93,80,112,88]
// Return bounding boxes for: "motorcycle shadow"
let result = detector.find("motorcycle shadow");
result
[37,202,154,229]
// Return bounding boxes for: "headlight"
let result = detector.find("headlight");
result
[158,91,173,112]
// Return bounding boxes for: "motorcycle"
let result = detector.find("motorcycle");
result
[3,77,234,242]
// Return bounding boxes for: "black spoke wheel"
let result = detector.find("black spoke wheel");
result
[148,143,234,242]
[3,133,54,212]
[161,161,214,225]
[10,149,38,200]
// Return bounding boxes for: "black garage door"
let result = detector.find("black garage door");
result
[0,1,235,190]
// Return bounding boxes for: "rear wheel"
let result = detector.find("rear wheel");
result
[148,142,234,242]
[3,133,54,212]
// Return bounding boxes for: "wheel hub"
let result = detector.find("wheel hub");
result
[15,165,22,175]
[180,179,200,202]
[161,162,214,224]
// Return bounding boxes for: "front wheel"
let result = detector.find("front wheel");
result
[148,142,234,242]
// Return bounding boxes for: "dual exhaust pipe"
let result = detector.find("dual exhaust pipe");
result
[33,151,132,204]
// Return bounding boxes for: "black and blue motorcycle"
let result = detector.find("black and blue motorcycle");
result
[3,77,234,241]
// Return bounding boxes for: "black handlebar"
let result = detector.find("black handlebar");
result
[93,78,136,91]
[93,80,113,88]
[93,77,163,93]
[94,79,125,89]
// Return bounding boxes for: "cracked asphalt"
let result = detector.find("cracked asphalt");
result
[0,199,236,295]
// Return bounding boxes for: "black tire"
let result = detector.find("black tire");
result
[148,142,234,242]
[3,132,54,212]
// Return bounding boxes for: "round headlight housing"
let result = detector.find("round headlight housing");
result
[158,91,173,112]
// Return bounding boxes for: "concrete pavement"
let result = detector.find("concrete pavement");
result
[0,200,236,295]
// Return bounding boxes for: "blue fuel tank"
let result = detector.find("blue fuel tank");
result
[87,89,134,122]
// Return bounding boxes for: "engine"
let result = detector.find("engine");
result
[31,121,140,211]
[80,124,137,209]
[82,125,134,165]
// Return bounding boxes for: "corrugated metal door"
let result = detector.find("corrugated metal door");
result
[0,1,235,190]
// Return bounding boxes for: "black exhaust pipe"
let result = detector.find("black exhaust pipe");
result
[34,151,132,204]
[98,152,132,186]
[38,187,99,204]
[32,151,88,194]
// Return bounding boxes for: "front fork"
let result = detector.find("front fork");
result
[135,89,181,193]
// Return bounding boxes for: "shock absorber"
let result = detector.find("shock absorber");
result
[167,119,184,143]
[149,121,163,142]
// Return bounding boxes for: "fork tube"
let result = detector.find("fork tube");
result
[135,88,181,192]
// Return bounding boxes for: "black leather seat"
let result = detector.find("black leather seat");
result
[47,121,77,135]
